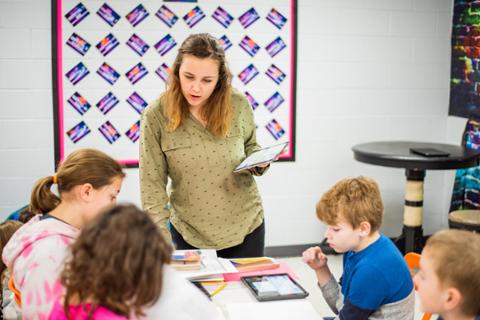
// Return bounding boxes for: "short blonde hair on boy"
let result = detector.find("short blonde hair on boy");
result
[316,176,383,232]
[424,229,480,317]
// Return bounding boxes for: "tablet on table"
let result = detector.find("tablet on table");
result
[241,273,309,302]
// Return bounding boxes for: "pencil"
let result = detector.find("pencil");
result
[210,282,227,298]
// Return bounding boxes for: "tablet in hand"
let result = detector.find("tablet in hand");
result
[233,141,289,173]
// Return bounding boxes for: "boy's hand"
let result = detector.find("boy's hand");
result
[302,246,328,270]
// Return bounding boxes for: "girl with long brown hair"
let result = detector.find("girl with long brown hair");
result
[49,204,172,319]
[51,204,221,320]
[140,33,268,258]
[2,148,125,319]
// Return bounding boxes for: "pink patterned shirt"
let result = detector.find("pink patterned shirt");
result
[2,215,79,320]
[49,301,127,320]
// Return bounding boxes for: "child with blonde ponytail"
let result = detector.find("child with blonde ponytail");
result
[2,148,125,319]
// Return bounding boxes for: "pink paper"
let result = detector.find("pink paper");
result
[223,262,298,282]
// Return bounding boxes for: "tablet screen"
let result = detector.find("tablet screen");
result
[241,274,309,302]
[233,141,289,172]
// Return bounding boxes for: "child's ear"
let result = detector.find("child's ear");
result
[359,221,372,237]
[78,183,94,202]
[443,287,462,311]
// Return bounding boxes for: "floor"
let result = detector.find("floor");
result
[276,255,431,320]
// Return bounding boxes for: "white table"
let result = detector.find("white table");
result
[210,278,323,320]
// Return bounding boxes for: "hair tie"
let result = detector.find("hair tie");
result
[52,175,58,184]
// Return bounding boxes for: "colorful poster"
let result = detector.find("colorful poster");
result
[98,121,121,144]
[125,120,141,142]
[65,3,89,26]
[449,1,480,119]
[126,4,149,27]
[156,5,178,27]
[125,62,148,85]
[238,8,260,28]
[126,34,149,56]
[67,121,91,143]
[96,92,119,115]
[97,62,120,85]
[239,36,260,57]
[218,35,232,51]
[154,34,177,56]
[67,92,91,115]
[183,6,205,28]
[266,64,286,84]
[264,92,285,112]
[266,37,286,57]
[238,64,259,85]
[212,7,234,28]
[245,91,259,110]
[65,62,89,85]
[265,119,285,140]
[155,63,171,82]
[66,33,91,55]
[266,8,287,29]
[97,3,120,26]
[127,92,148,114]
[96,33,119,56]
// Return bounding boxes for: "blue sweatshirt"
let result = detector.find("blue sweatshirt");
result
[320,234,414,320]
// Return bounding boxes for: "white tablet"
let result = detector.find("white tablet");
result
[233,141,289,173]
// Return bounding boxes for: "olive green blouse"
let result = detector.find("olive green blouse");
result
[139,91,266,249]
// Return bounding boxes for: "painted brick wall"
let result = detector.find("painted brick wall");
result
[0,0,455,246]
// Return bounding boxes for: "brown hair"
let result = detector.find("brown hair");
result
[61,204,172,318]
[29,149,125,214]
[424,229,480,316]
[162,33,233,137]
[316,176,384,232]
[0,220,23,306]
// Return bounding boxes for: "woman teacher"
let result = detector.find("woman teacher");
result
[140,33,268,258]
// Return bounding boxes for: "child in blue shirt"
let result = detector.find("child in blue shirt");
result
[303,176,414,320]
[414,229,480,320]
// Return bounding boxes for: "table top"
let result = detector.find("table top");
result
[352,141,480,170]
[212,281,322,320]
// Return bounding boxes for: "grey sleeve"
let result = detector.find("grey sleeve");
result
[318,276,344,315]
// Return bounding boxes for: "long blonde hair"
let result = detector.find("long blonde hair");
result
[30,149,125,214]
[162,33,233,137]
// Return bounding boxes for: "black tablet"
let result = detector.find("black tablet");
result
[241,273,309,302]
[410,147,450,157]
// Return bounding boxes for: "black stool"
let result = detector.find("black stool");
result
[449,210,480,232]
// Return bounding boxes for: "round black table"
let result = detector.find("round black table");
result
[352,141,480,253]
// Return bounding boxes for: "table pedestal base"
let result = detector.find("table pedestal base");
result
[395,169,426,254]
[394,225,426,254]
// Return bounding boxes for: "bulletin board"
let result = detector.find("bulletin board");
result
[52,0,297,167]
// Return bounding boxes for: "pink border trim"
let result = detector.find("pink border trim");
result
[57,0,65,161]
[121,159,138,165]
[57,1,295,165]
[286,0,295,158]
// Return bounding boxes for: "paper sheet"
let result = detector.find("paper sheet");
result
[173,249,237,280]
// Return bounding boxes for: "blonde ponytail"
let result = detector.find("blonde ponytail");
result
[29,176,60,214]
